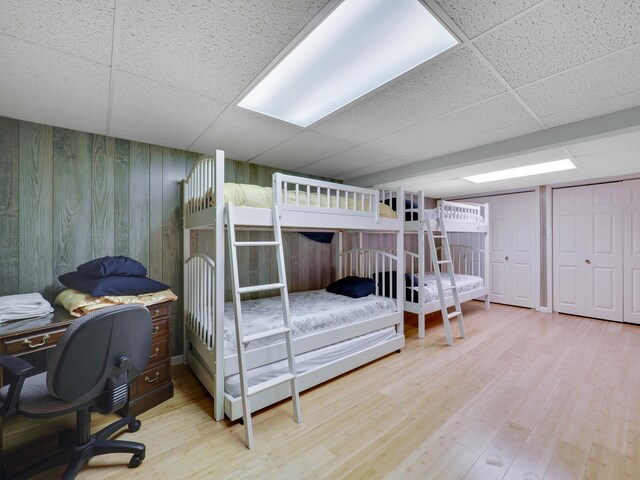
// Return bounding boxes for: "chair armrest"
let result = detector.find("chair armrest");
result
[0,355,35,417]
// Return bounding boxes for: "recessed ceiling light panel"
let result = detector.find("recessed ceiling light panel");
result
[238,0,458,127]
[463,159,577,184]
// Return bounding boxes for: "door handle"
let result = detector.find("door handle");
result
[585,259,591,264]
[505,256,509,261]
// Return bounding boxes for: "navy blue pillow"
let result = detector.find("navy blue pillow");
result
[300,232,334,244]
[77,256,147,278]
[405,273,420,286]
[59,271,169,297]
[326,276,375,298]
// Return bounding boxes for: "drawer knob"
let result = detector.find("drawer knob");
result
[149,347,160,359]
[152,326,160,335]
[22,334,50,348]
[144,372,160,384]
[152,309,161,318]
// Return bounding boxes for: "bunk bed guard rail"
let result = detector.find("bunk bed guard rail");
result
[273,173,381,222]
[438,200,488,225]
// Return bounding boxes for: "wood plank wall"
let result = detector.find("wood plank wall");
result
[0,115,337,355]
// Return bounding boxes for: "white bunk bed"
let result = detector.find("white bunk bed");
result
[182,152,405,422]
[403,192,490,339]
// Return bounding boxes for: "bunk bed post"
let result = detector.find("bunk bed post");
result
[483,202,491,311]
[337,231,343,279]
[417,191,426,339]
[182,178,190,366]
[213,149,225,421]
[396,188,404,336]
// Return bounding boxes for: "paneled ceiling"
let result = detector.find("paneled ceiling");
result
[1,0,639,196]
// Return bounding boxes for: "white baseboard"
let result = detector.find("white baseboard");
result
[171,354,184,366]
[536,307,552,314]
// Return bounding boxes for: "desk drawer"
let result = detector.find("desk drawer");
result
[135,362,171,397]
[148,303,170,321]
[151,317,169,341]
[146,338,169,367]
[5,329,66,355]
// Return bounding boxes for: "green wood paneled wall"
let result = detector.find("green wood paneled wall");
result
[0,117,198,355]
[0,116,337,355]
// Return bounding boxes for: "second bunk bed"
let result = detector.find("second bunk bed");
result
[182,151,405,423]
[403,192,490,343]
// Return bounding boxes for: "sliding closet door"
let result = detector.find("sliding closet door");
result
[624,179,640,324]
[553,183,623,321]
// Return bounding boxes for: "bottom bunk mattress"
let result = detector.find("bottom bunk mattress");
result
[223,290,397,355]
[406,273,485,303]
[224,326,397,397]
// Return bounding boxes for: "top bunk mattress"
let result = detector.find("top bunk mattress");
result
[223,290,397,355]
[191,183,398,219]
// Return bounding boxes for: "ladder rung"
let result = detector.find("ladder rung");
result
[447,311,462,319]
[243,327,290,344]
[437,260,452,264]
[238,283,286,294]
[247,373,295,396]
[441,285,457,291]
[234,241,280,247]
[432,235,447,239]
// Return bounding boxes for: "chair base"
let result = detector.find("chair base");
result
[5,414,144,480]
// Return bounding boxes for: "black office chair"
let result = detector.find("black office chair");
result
[0,304,153,480]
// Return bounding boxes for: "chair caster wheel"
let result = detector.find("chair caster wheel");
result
[128,420,142,433]
[129,455,143,468]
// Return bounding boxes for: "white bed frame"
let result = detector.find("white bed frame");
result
[404,192,491,338]
[182,152,405,421]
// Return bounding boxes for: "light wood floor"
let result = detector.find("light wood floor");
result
[5,302,640,479]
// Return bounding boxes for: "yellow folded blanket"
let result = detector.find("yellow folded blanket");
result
[55,289,178,317]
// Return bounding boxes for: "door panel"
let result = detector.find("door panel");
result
[557,265,580,311]
[624,179,640,324]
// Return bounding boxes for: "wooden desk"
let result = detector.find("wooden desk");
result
[0,302,174,455]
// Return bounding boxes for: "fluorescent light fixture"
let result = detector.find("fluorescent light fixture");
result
[463,159,577,184]
[238,0,458,127]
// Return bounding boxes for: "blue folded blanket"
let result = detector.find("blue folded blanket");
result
[59,271,169,297]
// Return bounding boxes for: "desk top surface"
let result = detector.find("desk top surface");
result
[0,307,75,339]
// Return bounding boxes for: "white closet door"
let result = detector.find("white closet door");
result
[488,196,509,304]
[553,183,623,321]
[553,187,585,316]
[624,179,640,324]
[509,193,537,308]
[463,192,537,307]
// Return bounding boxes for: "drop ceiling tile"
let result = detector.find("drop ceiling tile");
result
[573,146,640,174]
[311,47,507,144]
[299,146,393,178]
[433,0,544,38]
[475,0,640,88]
[0,0,114,65]
[190,107,301,161]
[516,44,640,121]
[110,71,227,150]
[341,157,416,182]
[250,131,354,170]
[398,120,543,164]
[539,91,640,128]
[116,0,329,103]
[0,36,110,134]
[364,93,535,157]
[567,130,640,157]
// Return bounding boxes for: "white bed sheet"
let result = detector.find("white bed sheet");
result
[407,273,485,303]
[224,326,397,397]
[223,290,397,355]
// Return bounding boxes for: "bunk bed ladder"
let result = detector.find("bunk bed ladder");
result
[425,211,466,346]
[225,203,302,449]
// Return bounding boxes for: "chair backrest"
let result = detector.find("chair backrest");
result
[46,304,152,404]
